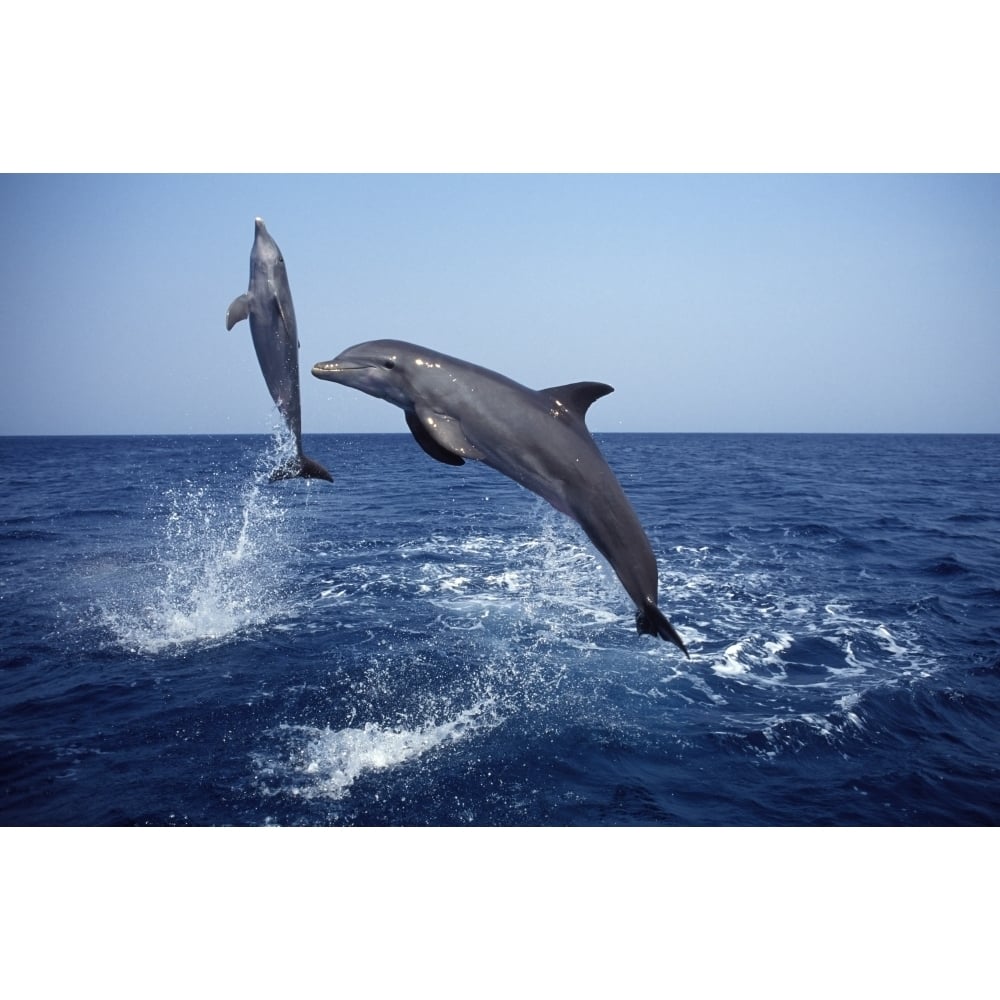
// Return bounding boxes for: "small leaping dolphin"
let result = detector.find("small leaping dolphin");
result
[312,340,688,656]
[227,218,332,482]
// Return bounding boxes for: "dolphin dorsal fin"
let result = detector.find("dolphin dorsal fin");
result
[539,381,614,419]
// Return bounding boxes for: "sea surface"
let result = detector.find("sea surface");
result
[2,432,999,826]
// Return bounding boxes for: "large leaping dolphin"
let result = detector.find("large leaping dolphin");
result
[312,340,688,655]
[227,218,332,482]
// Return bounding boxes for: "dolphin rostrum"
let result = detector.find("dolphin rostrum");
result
[227,218,332,482]
[312,340,688,655]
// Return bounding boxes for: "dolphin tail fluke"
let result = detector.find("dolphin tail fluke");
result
[636,599,689,657]
[267,455,334,483]
[298,454,334,482]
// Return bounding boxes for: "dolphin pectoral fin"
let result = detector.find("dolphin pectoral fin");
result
[226,294,250,330]
[418,407,485,462]
[539,381,614,419]
[276,299,290,331]
[405,410,466,466]
[636,598,689,658]
[273,285,295,336]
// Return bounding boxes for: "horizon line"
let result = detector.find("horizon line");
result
[2,429,998,439]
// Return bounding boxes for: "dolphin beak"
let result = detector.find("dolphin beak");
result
[312,359,366,381]
[312,360,339,379]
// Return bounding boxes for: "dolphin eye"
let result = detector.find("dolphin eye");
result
[384,359,396,370]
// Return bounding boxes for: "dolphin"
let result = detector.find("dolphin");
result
[226,218,332,482]
[312,340,688,655]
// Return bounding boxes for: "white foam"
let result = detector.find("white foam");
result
[763,632,795,664]
[716,640,753,676]
[873,624,908,656]
[652,532,944,748]
[383,510,632,644]
[277,700,499,800]
[485,570,524,592]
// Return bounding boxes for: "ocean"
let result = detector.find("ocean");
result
[2,432,999,826]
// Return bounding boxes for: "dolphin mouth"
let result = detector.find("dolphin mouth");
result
[312,360,372,379]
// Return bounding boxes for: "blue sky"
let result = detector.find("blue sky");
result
[2,173,998,435]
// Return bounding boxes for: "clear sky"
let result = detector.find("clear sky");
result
[2,173,998,436]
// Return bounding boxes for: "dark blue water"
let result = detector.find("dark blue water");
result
[2,433,999,825]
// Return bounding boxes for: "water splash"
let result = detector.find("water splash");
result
[395,511,627,638]
[261,699,500,801]
[101,438,298,655]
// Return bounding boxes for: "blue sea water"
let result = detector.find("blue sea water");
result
[1,432,999,826]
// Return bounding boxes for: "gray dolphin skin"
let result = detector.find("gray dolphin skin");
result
[312,340,688,655]
[227,218,332,482]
